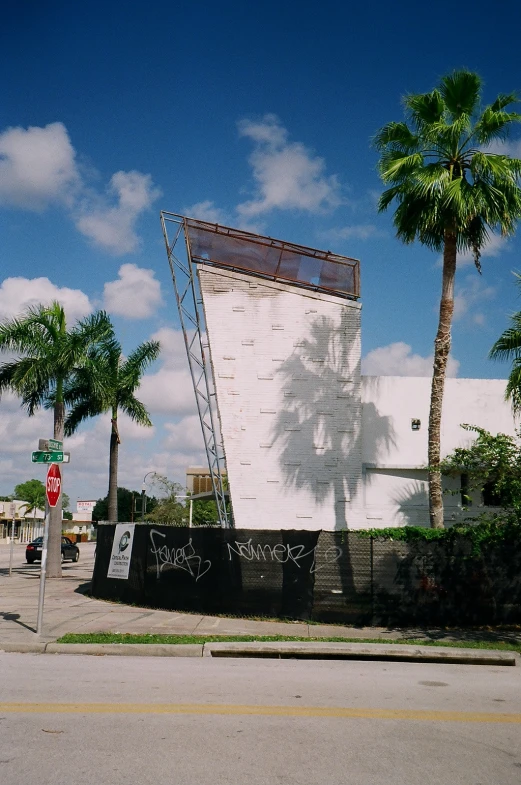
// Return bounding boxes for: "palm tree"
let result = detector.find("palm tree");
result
[63,326,160,521]
[490,273,521,411]
[0,302,112,575]
[375,69,521,528]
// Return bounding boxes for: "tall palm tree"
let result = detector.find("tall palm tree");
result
[0,302,112,575]
[490,273,521,411]
[63,326,160,521]
[375,70,521,528]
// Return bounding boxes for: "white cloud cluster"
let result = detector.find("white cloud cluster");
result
[149,327,191,367]
[103,263,163,319]
[183,200,230,225]
[453,275,495,324]
[137,327,196,416]
[0,121,161,255]
[236,114,341,218]
[76,171,162,255]
[163,415,203,452]
[0,276,92,321]
[457,232,510,268]
[138,368,195,415]
[483,138,521,158]
[362,341,460,377]
[320,224,382,242]
[0,122,79,210]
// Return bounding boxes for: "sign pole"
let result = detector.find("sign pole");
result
[36,498,50,636]
[8,502,16,577]
[8,520,15,577]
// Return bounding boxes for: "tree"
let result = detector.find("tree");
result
[144,475,187,525]
[14,479,46,518]
[490,272,521,411]
[0,302,111,575]
[92,487,158,522]
[440,425,521,510]
[63,325,160,521]
[375,69,521,528]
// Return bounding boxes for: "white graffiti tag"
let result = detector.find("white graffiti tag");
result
[149,529,211,581]
[226,539,342,574]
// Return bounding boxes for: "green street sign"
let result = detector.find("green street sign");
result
[31,450,70,464]
[38,438,63,451]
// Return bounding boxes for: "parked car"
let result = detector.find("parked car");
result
[26,536,80,564]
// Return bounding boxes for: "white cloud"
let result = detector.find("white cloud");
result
[150,327,191,368]
[453,275,495,323]
[103,263,163,319]
[236,114,341,218]
[163,415,203,452]
[0,122,79,210]
[320,224,383,242]
[483,138,521,158]
[457,233,510,268]
[75,171,162,255]
[0,276,92,321]
[139,368,196,415]
[362,342,460,377]
[183,200,230,225]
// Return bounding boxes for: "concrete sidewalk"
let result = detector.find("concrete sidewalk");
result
[1,542,520,653]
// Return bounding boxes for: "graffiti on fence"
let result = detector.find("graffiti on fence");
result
[226,539,342,574]
[149,529,212,581]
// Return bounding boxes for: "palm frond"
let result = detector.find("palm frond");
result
[439,70,481,117]
[120,394,153,428]
[404,89,444,126]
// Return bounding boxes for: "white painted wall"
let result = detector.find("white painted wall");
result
[360,376,516,527]
[198,265,515,530]
[199,265,363,530]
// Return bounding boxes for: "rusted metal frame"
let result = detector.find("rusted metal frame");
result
[181,219,230,528]
[160,213,230,528]
[163,211,360,297]
[164,211,359,267]
[192,257,359,302]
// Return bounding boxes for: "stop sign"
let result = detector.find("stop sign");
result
[46,463,62,508]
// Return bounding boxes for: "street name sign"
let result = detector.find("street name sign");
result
[38,438,63,451]
[32,450,70,463]
[46,463,62,507]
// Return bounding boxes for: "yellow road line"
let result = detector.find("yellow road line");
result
[0,702,520,723]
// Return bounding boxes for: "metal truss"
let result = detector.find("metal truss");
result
[160,212,230,528]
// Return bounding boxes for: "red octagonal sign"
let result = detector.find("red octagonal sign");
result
[46,463,62,508]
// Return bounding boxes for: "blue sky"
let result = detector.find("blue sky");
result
[1,0,521,505]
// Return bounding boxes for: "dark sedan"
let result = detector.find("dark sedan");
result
[26,536,80,564]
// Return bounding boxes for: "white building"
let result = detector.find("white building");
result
[199,266,514,530]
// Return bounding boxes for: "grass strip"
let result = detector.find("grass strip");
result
[57,632,521,651]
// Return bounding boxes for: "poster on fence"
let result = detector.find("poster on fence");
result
[107,524,135,579]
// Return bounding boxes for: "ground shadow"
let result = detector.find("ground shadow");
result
[0,611,35,633]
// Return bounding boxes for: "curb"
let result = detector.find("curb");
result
[45,643,203,657]
[202,641,519,666]
[0,642,48,654]
[0,640,518,664]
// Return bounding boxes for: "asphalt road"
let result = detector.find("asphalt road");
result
[0,653,520,785]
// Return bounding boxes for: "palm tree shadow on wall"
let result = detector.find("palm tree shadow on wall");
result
[270,312,395,621]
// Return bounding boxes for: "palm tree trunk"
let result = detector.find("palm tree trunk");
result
[108,413,119,522]
[47,400,65,578]
[428,231,457,529]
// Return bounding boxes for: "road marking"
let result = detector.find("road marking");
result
[0,702,520,723]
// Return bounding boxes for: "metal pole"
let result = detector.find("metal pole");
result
[141,490,146,522]
[8,517,15,577]
[36,500,50,636]
[189,499,193,528]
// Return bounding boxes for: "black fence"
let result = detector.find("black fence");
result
[92,524,521,626]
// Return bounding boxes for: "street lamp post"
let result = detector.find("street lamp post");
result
[176,495,193,527]
[141,471,155,522]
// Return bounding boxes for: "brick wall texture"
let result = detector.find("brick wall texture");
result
[198,266,363,530]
